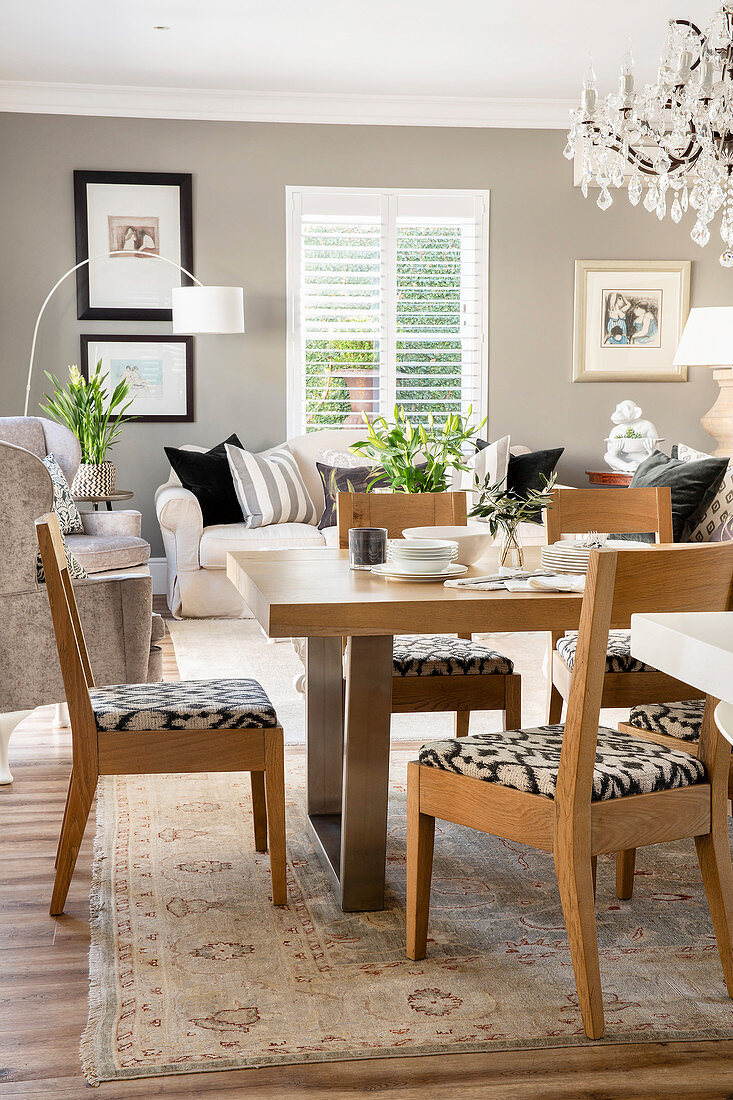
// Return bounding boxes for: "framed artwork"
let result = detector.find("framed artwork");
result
[572,260,691,382]
[80,335,194,422]
[74,170,193,321]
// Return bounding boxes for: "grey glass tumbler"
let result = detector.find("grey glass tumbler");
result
[349,527,388,570]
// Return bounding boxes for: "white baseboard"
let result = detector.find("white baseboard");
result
[149,557,167,596]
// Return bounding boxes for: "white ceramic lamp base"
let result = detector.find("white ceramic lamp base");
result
[701,366,733,459]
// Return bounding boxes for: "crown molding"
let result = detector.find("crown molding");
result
[0,80,574,128]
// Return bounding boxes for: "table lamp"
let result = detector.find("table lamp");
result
[673,306,733,457]
[23,253,245,415]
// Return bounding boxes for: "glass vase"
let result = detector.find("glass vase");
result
[499,526,524,571]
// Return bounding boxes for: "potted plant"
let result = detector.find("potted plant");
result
[350,405,486,493]
[40,363,135,498]
[470,472,557,569]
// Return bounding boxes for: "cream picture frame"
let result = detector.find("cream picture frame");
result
[572,259,690,382]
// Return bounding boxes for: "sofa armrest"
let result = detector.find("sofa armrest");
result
[155,485,203,572]
[81,509,142,538]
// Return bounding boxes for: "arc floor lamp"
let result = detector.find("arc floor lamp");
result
[23,251,245,415]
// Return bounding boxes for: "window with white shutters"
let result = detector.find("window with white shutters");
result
[286,188,489,436]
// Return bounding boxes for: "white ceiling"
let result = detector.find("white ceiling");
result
[0,0,720,125]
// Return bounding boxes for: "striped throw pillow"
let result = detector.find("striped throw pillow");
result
[225,444,317,529]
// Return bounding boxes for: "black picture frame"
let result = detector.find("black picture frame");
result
[74,170,194,321]
[80,334,194,423]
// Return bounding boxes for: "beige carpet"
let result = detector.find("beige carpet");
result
[82,750,733,1085]
[166,619,628,743]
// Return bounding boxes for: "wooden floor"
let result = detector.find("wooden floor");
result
[2,603,733,1098]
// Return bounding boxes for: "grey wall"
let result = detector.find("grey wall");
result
[1,111,730,555]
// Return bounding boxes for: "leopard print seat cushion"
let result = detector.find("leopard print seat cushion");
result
[392,635,513,677]
[418,724,705,801]
[628,700,705,743]
[89,678,278,732]
[556,629,653,673]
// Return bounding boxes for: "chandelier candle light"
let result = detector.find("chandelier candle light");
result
[566,3,733,266]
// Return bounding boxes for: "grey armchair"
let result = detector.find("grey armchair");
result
[0,416,150,574]
[0,439,163,784]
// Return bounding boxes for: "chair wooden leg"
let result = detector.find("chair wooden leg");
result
[453,711,470,738]
[50,775,95,916]
[54,772,74,869]
[695,829,733,996]
[554,843,604,1039]
[546,633,564,724]
[502,675,522,731]
[616,849,636,900]
[548,683,564,725]
[406,763,435,961]
[264,730,287,906]
[250,771,268,853]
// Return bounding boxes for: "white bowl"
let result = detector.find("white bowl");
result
[402,525,493,566]
[389,553,455,574]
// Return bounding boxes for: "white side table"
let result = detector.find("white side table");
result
[630,612,733,744]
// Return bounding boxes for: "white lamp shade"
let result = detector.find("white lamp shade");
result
[673,306,733,366]
[172,285,245,334]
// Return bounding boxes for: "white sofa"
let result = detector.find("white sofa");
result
[155,430,540,618]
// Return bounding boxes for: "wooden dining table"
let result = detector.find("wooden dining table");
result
[227,545,586,912]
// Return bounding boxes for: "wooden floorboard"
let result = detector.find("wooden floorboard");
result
[1,609,733,1097]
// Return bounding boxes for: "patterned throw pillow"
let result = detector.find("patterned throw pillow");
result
[673,442,733,542]
[225,444,318,529]
[319,448,376,470]
[43,454,83,534]
[36,540,88,585]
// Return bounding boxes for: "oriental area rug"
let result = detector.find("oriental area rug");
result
[82,751,733,1085]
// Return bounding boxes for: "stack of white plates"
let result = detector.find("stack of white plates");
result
[376,538,466,580]
[541,538,650,575]
[541,541,591,575]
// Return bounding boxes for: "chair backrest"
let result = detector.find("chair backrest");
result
[0,416,81,486]
[35,513,97,774]
[545,486,673,545]
[337,491,467,548]
[558,543,733,811]
[0,441,54,596]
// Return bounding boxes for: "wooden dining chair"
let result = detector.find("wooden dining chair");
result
[613,698,733,899]
[406,543,733,1039]
[545,486,700,724]
[36,513,287,916]
[337,492,521,736]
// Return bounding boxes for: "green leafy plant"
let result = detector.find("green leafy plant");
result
[623,427,642,439]
[350,405,486,493]
[40,363,135,464]
[469,472,558,537]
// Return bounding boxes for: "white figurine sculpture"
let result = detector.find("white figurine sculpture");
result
[604,400,661,473]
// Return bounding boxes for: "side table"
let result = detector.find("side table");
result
[586,470,633,487]
[73,489,134,512]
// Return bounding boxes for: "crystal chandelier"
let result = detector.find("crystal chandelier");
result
[566,3,733,267]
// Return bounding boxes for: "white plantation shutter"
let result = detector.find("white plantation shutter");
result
[287,188,488,436]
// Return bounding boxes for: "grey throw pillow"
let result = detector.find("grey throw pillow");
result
[43,454,84,534]
[627,449,729,541]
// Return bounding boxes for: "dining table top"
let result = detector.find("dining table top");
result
[227,545,588,638]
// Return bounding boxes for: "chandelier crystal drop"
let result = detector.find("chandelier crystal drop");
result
[567,3,733,267]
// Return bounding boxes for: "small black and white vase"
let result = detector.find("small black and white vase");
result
[71,461,116,498]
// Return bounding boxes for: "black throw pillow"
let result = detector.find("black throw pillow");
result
[626,449,729,541]
[507,447,564,498]
[165,434,244,527]
[316,462,389,531]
